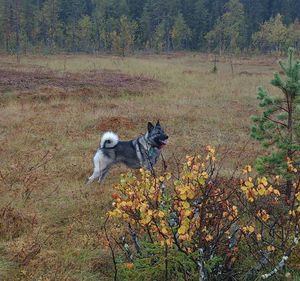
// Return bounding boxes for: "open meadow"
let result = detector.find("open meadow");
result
[0,53,290,280]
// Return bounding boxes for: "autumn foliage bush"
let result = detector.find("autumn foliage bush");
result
[105,147,300,280]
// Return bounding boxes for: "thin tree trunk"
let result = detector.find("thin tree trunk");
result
[229,54,234,77]
[286,93,294,200]
[15,0,20,63]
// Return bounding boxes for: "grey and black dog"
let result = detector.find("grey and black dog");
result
[87,121,168,184]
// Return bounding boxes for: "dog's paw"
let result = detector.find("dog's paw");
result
[86,177,94,185]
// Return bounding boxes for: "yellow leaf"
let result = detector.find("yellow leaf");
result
[182,202,190,209]
[161,227,168,235]
[140,215,152,225]
[248,226,255,233]
[205,234,213,241]
[289,210,296,217]
[182,218,190,226]
[198,177,205,185]
[187,190,195,199]
[179,234,190,241]
[179,193,187,200]
[184,209,192,217]
[245,180,254,188]
[267,245,275,252]
[261,177,268,186]
[157,211,165,218]
[243,165,252,174]
[166,238,173,246]
[125,263,134,269]
[258,187,266,196]
[178,225,188,235]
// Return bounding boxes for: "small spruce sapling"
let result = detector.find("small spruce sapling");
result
[251,48,300,198]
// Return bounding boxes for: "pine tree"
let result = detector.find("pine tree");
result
[119,15,137,55]
[111,16,137,56]
[193,0,208,49]
[153,21,165,52]
[171,13,191,50]
[78,15,93,51]
[38,0,61,51]
[251,48,300,198]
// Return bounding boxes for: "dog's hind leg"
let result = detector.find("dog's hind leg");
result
[87,150,103,184]
[98,164,112,183]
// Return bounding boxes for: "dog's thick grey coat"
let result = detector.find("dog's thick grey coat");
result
[87,121,168,184]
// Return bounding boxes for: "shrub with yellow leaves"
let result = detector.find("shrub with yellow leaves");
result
[106,147,242,280]
[240,165,300,280]
[105,152,300,281]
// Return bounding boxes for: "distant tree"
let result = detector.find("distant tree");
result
[153,21,165,52]
[111,30,121,55]
[19,0,37,53]
[192,0,208,49]
[140,0,180,50]
[179,0,208,49]
[127,0,145,20]
[205,0,246,53]
[171,13,191,50]
[111,16,137,56]
[242,0,269,46]
[252,14,289,53]
[287,18,300,49]
[119,15,137,55]
[0,0,13,52]
[38,0,61,51]
[78,15,93,51]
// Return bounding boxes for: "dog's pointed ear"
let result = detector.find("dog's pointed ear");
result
[148,122,154,132]
[156,120,160,126]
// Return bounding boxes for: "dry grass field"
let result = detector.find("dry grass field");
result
[0,52,283,280]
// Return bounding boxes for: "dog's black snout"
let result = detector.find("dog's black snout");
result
[165,135,169,139]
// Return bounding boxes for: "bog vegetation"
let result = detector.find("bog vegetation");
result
[1,45,300,279]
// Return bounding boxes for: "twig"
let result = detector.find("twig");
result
[128,223,141,254]
[261,226,299,279]
[165,243,168,281]
[104,217,118,281]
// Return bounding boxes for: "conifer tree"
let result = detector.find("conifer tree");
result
[111,16,137,56]
[251,48,300,198]
[171,13,191,50]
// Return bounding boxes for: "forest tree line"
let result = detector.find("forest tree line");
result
[1,0,300,55]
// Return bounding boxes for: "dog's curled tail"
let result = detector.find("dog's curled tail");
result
[100,132,119,148]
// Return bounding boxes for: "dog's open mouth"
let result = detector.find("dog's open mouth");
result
[159,139,168,146]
